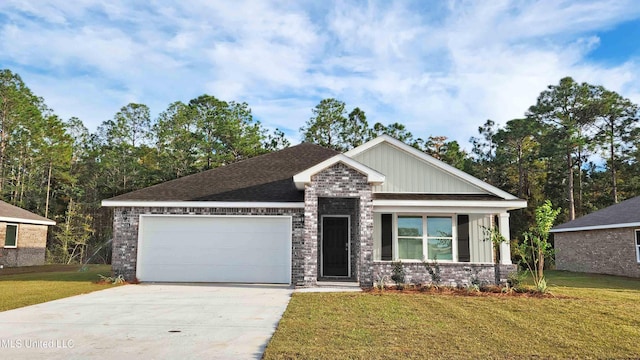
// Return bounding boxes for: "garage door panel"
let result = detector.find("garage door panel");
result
[137,216,291,283]
[141,249,284,267]
[144,265,290,283]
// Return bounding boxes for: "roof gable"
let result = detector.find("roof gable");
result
[551,196,640,232]
[293,154,385,190]
[0,201,56,225]
[345,135,518,200]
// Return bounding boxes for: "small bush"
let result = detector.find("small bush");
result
[536,277,548,293]
[507,270,525,287]
[391,261,405,289]
[98,274,125,284]
[422,258,442,287]
[374,275,387,291]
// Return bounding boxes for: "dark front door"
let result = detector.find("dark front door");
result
[322,216,349,277]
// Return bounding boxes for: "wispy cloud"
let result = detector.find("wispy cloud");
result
[0,0,639,148]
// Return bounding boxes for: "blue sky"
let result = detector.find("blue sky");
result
[1,0,639,149]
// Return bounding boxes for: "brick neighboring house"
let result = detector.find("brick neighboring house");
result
[102,135,527,287]
[551,196,640,278]
[0,201,56,267]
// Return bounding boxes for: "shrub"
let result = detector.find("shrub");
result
[390,261,405,289]
[422,258,442,287]
[98,274,125,284]
[374,275,387,290]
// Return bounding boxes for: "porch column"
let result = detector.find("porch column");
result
[498,212,512,265]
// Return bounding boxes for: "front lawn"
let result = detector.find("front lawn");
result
[0,264,117,312]
[264,271,640,359]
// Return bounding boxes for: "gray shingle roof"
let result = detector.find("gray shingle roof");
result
[107,143,339,202]
[0,201,56,225]
[551,196,640,232]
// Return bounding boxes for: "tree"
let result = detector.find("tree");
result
[493,119,543,198]
[39,114,73,218]
[264,128,291,151]
[95,103,159,196]
[592,88,639,204]
[50,198,93,264]
[344,107,370,148]
[516,200,561,292]
[187,95,267,169]
[112,103,152,147]
[527,77,598,220]
[371,122,415,144]
[300,99,369,151]
[155,101,200,179]
[0,69,43,196]
[470,119,499,184]
[423,136,470,170]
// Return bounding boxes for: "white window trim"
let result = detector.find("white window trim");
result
[393,213,457,262]
[4,223,18,248]
[320,215,351,278]
[635,229,640,263]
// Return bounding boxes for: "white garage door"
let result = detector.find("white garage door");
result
[137,216,291,284]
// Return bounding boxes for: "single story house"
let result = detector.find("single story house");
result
[102,135,526,287]
[551,195,640,278]
[0,200,56,267]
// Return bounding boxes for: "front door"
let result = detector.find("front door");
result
[322,216,350,277]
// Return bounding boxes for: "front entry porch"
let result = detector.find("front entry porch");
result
[317,198,359,282]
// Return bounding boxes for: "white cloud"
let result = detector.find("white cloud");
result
[0,0,638,152]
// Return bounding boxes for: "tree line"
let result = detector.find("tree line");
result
[1,69,638,265]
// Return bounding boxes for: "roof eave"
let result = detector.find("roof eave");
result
[101,200,305,208]
[373,199,527,210]
[0,216,56,226]
[550,222,640,233]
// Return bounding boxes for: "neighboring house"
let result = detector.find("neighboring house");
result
[551,196,640,278]
[102,135,526,287]
[0,201,56,267]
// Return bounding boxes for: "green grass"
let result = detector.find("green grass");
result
[264,271,640,359]
[0,264,117,312]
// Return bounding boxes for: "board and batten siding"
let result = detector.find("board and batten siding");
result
[372,212,493,263]
[351,142,486,193]
[373,213,382,260]
[469,214,493,263]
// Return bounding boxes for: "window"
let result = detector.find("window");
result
[636,230,640,263]
[426,217,453,260]
[4,224,17,248]
[396,215,454,261]
[397,216,423,260]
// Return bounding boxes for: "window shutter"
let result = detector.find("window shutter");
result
[457,215,470,262]
[381,214,393,261]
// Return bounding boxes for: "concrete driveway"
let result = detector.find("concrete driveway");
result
[0,284,292,359]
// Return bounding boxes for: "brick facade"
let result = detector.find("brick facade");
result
[112,206,305,284]
[373,261,515,286]
[109,162,513,288]
[0,222,48,267]
[555,227,640,278]
[303,163,374,287]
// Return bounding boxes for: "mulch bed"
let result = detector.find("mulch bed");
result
[364,285,566,298]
